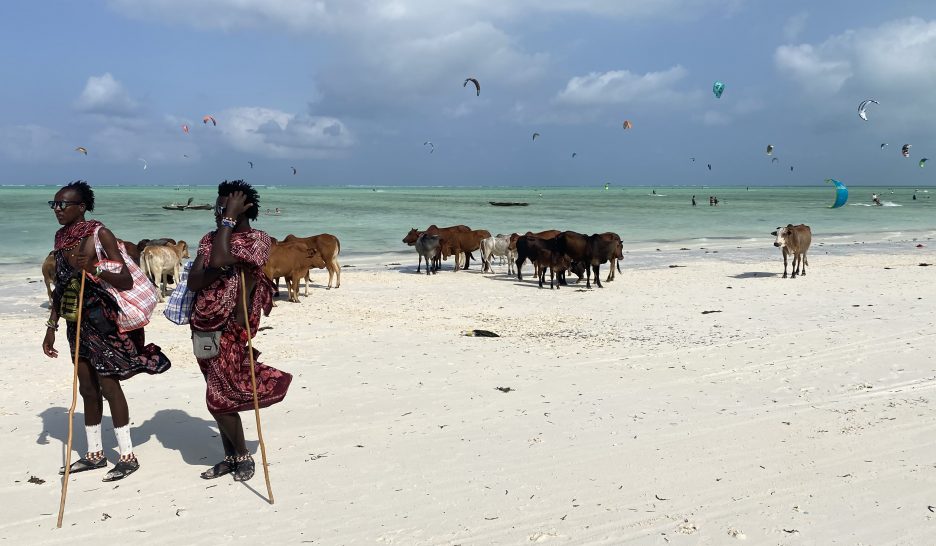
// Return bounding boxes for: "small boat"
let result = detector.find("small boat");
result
[489,201,529,207]
[162,197,212,210]
[162,204,187,210]
[185,203,213,210]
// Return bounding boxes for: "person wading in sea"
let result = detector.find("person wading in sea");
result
[42,181,171,482]
[187,180,291,481]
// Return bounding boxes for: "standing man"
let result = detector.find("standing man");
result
[187,180,291,482]
[42,181,171,482]
[691,195,696,206]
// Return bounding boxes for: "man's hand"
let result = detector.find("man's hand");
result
[42,329,58,358]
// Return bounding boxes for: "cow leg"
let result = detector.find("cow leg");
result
[606,259,615,282]
[782,251,789,278]
[417,254,422,273]
[550,267,557,290]
[791,253,798,279]
[516,257,525,281]
[801,254,807,276]
[594,264,603,288]
[538,265,545,288]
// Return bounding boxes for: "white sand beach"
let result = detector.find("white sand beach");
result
[2,249,936,544]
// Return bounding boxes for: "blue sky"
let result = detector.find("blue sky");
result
[3,0,936,186]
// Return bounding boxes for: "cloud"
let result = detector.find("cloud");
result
[219,107,353,158]
[774,44,852,95]
[74,73,139,117]
[775,17,936,97]
[107,0,746,32]
[556,65,692,105]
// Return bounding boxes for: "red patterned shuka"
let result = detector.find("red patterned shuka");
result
[191,228,291,414]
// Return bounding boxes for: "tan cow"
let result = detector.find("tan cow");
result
[41,252,55,305]
[772,224,811,278]
[263,241,324,303]
[281,233,342,291]
[141,241,190,301]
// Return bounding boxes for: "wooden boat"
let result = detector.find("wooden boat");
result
[489,201,529,207]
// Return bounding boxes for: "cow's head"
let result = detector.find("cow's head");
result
[772,225,793,248]
[507,233,520,251]
[178,240,190,259]
[403,228,421,245]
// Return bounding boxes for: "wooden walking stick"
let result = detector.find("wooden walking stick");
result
[240,269,274,504]
[57,271,86,528]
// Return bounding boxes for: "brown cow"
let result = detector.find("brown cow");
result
[439,229,491,272]
[282,233,342,290]
[596,232,624,281]
[263,242,324,302]
[404,225,472,271]
[510,230,562,278]
[772,224,811,278]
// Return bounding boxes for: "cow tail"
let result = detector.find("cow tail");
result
[616,259,622,273]
[140,252,151,283]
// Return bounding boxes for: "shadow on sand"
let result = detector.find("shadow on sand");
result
[729,271,779,279]
[37,407,257,467]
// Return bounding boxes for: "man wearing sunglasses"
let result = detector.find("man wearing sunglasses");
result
[42,181,171,482]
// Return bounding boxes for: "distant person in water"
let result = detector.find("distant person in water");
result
[713,196,719,206]
[691,195,696,206]
[709,196,714,206]
[872,193,882,206]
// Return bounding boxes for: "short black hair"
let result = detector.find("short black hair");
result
[63,180,95,212]
[218,180,259,220]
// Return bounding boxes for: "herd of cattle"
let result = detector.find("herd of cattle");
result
[39,222,812,305]
[41,233,343,305]
[402,225,624,289]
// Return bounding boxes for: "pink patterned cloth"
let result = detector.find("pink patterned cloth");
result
[191,229,290,414]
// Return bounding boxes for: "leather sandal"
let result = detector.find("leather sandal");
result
[200,459,237,480]
[103,458,140,482]
[233,455,255,482]
[59,456,107,475]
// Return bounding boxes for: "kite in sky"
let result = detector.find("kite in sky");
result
[463,77,480,96]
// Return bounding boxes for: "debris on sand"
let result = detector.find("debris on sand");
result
[467,329,499,337]
[495,387,514,393]
[701,310,722,314]
[27,476,45,485]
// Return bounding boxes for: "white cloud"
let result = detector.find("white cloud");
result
[107,0,745,31]
[74,73,139,117]
[774,44,852,95]
[775,17,936,97]
[219,107,353,158]
[556,65,692,105]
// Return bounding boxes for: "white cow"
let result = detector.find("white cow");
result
[141,241,190,301]
[480,234,518,275]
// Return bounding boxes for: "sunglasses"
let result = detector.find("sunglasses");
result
[48,200,82,211]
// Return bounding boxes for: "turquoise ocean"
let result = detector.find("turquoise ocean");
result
[3,185,934,269]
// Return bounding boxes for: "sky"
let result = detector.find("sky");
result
[3,0,936,186]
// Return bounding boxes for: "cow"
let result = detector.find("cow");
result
[514,235,569,289]
[596,232,624,281]
[511,230,562,278]
[404,225,475,271]
[772,224,811,278]
[414,233,441,275]
[41,252,55,305]
[479,234,517,274]
[439,229,491,272]
[281,233,342,290]
[263,241,325,302]
[554,231,621,289]
[141,241,190,301]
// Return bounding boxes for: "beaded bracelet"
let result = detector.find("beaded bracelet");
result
[45,320,59,331]
[220,216,237,229]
